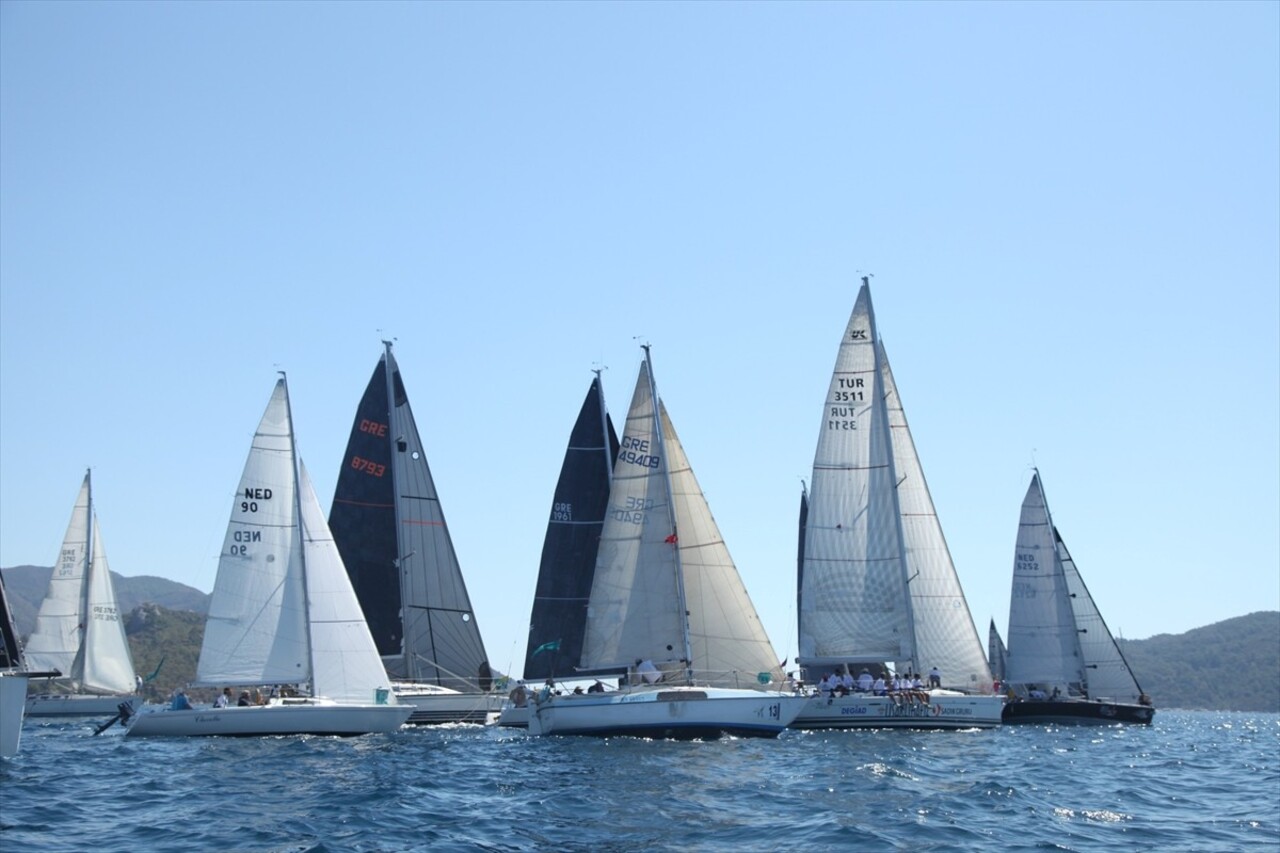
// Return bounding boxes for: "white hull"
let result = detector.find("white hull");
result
[496,702,530,728]
[393,683,503,725]
[1,673,30,758]
[528,686,806,739]
[125,698,412,738]
[792,690,1004,730]
[26,692,136,717]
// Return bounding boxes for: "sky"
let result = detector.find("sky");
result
[1,1,1276,679]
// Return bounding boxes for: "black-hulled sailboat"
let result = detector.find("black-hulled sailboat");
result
[329,343,500,724]
[498,372,620,728]
[1000,471,1154,725]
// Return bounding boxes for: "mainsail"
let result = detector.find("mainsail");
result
[329,343,491,692]
[798,279,992,691]
[196,379,310,688]
[1003,473,1084,691]
[24,472,136,695]
[988,619,1008,683]
[581,348,784,687]
[523,373,619,680]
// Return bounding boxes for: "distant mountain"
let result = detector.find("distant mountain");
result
[1116,611,1279,712]
[1,564,209,640]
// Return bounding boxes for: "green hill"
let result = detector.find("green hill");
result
[1117,611,1279,712]
[1,564,208,639]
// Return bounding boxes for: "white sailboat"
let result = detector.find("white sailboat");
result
[126,377,411,737]
[328,343,501,724]
[1000,472,1154,725]
[24,471,141,717]
[794,278,1004,729]
[528,347,806,738]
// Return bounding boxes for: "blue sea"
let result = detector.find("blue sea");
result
[2,711,1276,852]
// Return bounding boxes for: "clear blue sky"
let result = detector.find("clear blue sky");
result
[2,1,1276,676]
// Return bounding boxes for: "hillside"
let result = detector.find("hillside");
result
[1117,611,1280,712]
[2,564,208,638]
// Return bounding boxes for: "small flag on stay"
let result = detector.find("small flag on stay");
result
[533,639,561,656]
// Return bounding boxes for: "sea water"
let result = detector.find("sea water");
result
[1,711,1276,852]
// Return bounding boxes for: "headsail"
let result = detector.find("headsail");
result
[988,619,1007,683]
[1057,528,1146,702]
[881,342,992,691]
[523,374,620,680]
[329,343,491,691]
[0,572,23,671]
[298,461,394,704]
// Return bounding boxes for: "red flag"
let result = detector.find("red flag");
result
[664,533,678,544]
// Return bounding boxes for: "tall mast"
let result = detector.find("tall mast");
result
[279,372,314,696]
[642,345,694,684]
[381,340,414,681]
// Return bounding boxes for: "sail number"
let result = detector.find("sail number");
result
[618,435,660,469]
[350,455,387,477]
[359,419,388,437]
[240,488,272,513]
[1014,553,1039,572]
[613,496,654,524]
[551,502,573,521]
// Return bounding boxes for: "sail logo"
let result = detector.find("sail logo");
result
[618,435,659,469]
[849,329,869,340]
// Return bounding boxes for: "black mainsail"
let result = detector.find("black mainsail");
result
[329,343,491,692]
[522,373,620,681]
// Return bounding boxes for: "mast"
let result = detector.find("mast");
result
[279,372,314,696]
[74,468,95,686]
[594,368,613,492]
[643,345,694,684]
[380,340,415,681]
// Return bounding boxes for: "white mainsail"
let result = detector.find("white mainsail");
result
[196,380,309,687]
[24,472,136,695]
[1003,473,1084,691]
[799,284,913,667]
[798,279,992,691]
[581,349,784,686]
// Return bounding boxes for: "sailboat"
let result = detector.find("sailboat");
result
[527,347,806,738]
[498,372,621,729]
[988,619,1008,688]
[1,571,53,757]
[24,471,141,717]
[793,278,1004,729]
[1000,472,1154,725]
[328,343,500,724]
[126,376,411,737]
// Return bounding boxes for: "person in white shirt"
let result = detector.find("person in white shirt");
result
[213,687,232,708]
[856,669,873,692]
